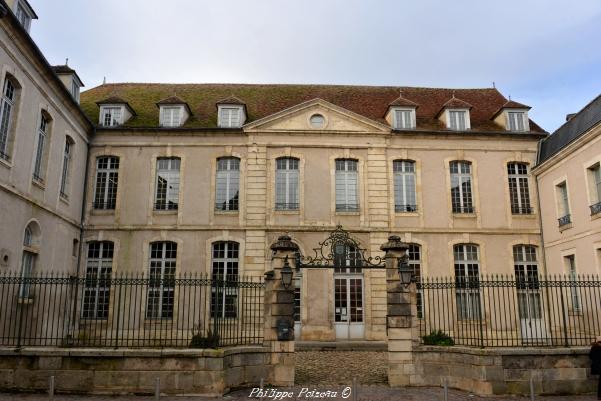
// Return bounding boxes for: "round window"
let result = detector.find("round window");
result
[309,114,325,129]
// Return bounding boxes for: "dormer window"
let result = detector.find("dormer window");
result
[100,106,123,127]
[392,108,416,130]
[507,111,527,131]
[447,109,470,131]
[218,106,243,128]
[71,80,80,103]
[14,0,36,33]
[160,106,183,127]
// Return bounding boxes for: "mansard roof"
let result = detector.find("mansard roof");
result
[80,83,546,132]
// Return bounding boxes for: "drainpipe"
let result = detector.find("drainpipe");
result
[534,139,548,276]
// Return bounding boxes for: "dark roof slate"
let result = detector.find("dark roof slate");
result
[388,95,419,108]
[80,83,546,132]
[538,94,601,164]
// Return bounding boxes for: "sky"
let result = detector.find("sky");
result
[29,0,601,133]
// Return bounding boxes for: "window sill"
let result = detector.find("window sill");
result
[452,213,477,218]
[215,210,239,215]
[335,211,360,216]
[153,210,178,215]
[274,209,300,215]
[591,212,601,221]
[0,156,12,169]
[558,223,573,232]
[511,213,536,219]
[90,208,116,216]
[59,194,70,205]
[394,212,419,217]
[17,297,34,305]
[31,178,45,190]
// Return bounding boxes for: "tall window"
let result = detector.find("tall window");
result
[19,225,36,298]
[146,242,177,319]
[566,255,580,313]
[507,111,527,131]
[32,113,50,182]
[394,160,417,212]
[275,157,299,210]
[101,107,123,127]
[160,106,182,127]
[513,245,541,319]
[59,137,74,199]
[393,109,415,129]
[93,156,120,210]
[154,158,180,210]
[82,241,113,319]
[215,157,240,211]
[15,2,33,31]
[218,107,242,128]
[0,77,16,161]
[408,244,423,318]
[454,244,480,320]
[556,182,571,226]
[588,164,601,215]
[448,110,468,130]
[335,159,359,212]
[450,161,474,213]
[211,242,239,318]
[508,162,532,214]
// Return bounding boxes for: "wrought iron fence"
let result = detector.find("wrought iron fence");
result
[418,275,601,347]
[0,271,264,348]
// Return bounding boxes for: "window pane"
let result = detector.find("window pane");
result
[216,157,240,210]
[155,158,180,210]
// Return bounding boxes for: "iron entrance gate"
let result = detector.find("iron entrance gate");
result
[295,226,386,339]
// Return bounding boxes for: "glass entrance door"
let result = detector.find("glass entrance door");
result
[333,245,364,339]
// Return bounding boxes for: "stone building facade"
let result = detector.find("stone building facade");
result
[77,84,547,341]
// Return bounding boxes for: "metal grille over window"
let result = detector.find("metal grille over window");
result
[19,226,35,299]
[32,113,49,183]
[513,245,542,325]
[211,242,239,318]
[82,242,113,319]
[449,110,467,130]
[508,162,532,214]
[0,78,16,161]
[408,244,423,318]
[275,157,299,210]
[454,244,481,320]
[146,242,177,319]
[394,160,417,212]
[450,161,474,213]
[154,158,180,210]
[93,156,119,210]
[335,159,359,212]
[567,255,581,313]
[215,157,240,211]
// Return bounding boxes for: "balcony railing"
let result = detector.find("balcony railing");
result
[591,202,601,216]
[511,205,533,215]
[558,214,572,227]
[336,204,360,212]
[395,204,417,213]
[452,205,475,214]
[93,201,116,210]
[275,202,299,211]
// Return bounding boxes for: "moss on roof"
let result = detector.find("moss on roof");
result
[80,83,546,132]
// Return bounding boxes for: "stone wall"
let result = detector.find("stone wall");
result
[411,345,595,395]
[0,346,272,396]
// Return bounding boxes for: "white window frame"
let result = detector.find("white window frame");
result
[507,162,532,214]
[211,241,240,319]
[408,244,423,318]
[82,241,113,320]
[71,80,80,103]
[392,108,416,130]
[93,156,120,210]
[335,159,359,212]
[587,163,601,207]
[0,77,16,160]
[100,106,124,127]
[506,111,528,132]
[32,112,49,183]
[15,0,33,32]
[556,181,570,219]
[566,255,581,313]
[154,158,180,210]
[454,244,481,320]
[59,138,73,199]
[275,157,300,210]
[218,105,243,128]
[450,161,474,213]
[446,109,470,130]
[393,160,417,212]
[160,106,184,127]
[215,157,240,211]
[146,242,177,320]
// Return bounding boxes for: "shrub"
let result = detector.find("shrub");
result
[189,329,220,349]
[422,330,455,346]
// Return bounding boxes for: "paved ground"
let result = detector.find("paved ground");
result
[295,351,387,385]
[0,387,598,401]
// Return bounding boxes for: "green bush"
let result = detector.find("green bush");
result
[422,330,455,346]
[189,329,220,349]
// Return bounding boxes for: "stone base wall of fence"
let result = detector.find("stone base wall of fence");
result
[0,346,273,396]
[408,345,595,395]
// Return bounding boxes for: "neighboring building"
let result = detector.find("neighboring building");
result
[78,84,547,341]
[534,95,601,277]
[0,0,92,284]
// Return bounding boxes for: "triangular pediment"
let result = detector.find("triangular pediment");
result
[243,98,390,133]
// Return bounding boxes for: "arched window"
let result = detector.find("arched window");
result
[215,157,240,211]
[146,241,177,319]
[450,161,474,213]
[453,244,480,320]
[82,241,114,319]
[93,156,120,209]
[32,111,52,183]
[211,241,239,318]
[20,222,40,298]
[59,136,75,199]
[275,157,299,210]
[0,75,19,161]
